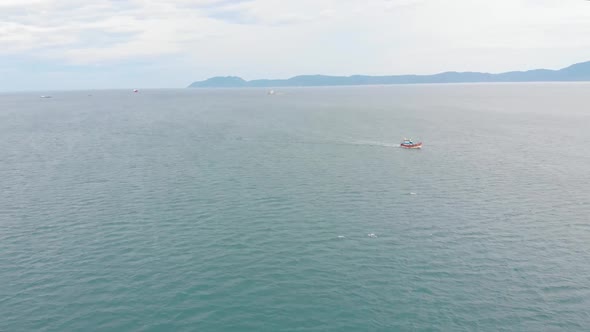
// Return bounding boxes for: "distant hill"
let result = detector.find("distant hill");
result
[188,61,590,88]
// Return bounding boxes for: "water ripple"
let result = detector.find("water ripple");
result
[1,85,590,331]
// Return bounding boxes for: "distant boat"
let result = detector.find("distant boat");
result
[133,89,139,93]
[267,89,275,95]
[39,95,51,98]
[400,138,422,149]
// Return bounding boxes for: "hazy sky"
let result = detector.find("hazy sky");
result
[1,0,589,90]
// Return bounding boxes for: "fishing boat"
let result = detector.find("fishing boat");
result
[400,138,422,149]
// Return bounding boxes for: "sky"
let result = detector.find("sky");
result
[1,0,589,91]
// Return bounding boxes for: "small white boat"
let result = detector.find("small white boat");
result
[39,95,52,98]
[400,138,422,149]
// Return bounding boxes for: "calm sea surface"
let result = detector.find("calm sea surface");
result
[1,84,589,331]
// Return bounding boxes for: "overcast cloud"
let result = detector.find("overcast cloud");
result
[1,0,589,90]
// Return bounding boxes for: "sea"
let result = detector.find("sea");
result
[1,83,589,331]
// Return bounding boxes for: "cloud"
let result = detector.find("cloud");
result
[1,0,340,64]
[0,0,589,90]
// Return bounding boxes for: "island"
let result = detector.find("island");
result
[188,61,590,88]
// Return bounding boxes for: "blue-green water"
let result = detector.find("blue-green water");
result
[1,84,589,331]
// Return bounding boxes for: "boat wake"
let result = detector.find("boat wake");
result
[349,140,399,148]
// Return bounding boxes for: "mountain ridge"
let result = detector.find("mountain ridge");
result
[188,61,590,88]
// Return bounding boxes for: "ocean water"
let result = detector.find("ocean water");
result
[1,84,589,331]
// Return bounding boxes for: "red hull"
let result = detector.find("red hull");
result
[400,142,422,149]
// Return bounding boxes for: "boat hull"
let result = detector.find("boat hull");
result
[400,142,422,149]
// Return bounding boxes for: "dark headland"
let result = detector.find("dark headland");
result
[188,61,590,88]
